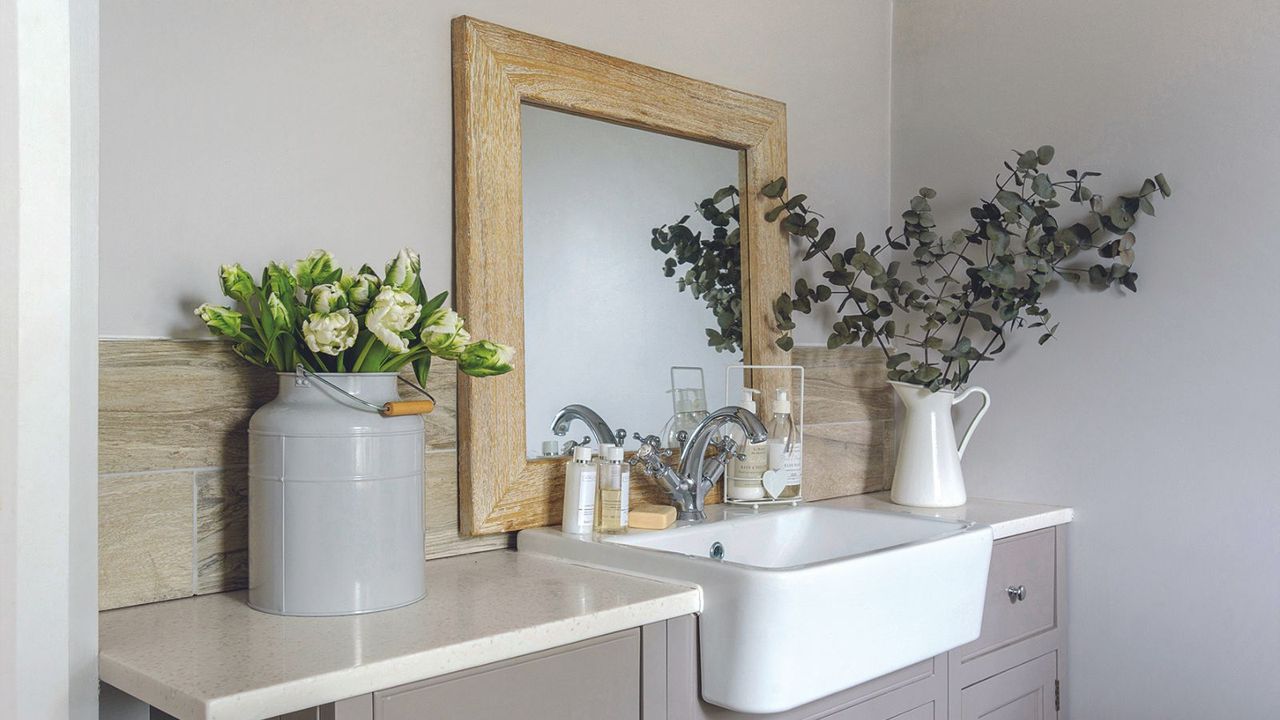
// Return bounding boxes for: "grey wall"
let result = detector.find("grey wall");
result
[100,0,892,343]
[892,1,1280,717]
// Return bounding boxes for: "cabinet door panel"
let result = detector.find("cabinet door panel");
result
[375,630,639,720]
[886,703,936,720]
[960,652,1056,720]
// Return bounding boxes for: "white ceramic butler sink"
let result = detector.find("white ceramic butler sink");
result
[519,502,993,714]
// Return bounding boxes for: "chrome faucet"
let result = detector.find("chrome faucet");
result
[551,404,627,451]
[631,406,768,521]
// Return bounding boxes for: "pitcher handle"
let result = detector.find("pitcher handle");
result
[952,386,991,459]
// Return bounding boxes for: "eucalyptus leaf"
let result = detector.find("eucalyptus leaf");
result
[735,153,1169,391]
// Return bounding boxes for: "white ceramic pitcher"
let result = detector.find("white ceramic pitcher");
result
[888,381,991,508]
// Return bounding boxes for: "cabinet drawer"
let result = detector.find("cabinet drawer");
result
[957,529,1056,663]
[374,629,639,720]
[960,652,1056,720]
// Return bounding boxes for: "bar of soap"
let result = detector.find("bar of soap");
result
[629,504,677,530]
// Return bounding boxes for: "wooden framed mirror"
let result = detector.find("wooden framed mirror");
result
[452,17,791,535]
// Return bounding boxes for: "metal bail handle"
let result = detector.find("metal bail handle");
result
[294,365,436,416]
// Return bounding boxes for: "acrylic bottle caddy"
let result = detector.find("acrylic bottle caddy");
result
[723,364,805,508]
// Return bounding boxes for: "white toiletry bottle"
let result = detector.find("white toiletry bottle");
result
[561,446,597,534]
[595,445,627,534]
[766,389,802,499]
[726,388,768,501]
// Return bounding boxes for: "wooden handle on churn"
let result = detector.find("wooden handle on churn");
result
[381,400,436,416]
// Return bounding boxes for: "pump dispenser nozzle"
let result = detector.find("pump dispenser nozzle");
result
[772,388,791,415]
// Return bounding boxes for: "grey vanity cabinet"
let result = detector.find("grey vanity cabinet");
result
[308,525,1064,720]
[371,630,640,720]
[958,652,1057,720]
[947,527,1065,719]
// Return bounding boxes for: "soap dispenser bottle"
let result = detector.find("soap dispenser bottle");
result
[726,388,768,501]
[594,445,628,534]
[561,446,597,534]
[766,389,802,499]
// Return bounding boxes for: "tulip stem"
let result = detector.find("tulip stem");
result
[383,346,429,373]
[350,335,375,372]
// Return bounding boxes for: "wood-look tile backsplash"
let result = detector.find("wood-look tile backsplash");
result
[98,339,894,610]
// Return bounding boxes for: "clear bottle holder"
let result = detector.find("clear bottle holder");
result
[661,366,709,449]
[723,364,804,508]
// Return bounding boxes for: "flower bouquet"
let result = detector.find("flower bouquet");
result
[195,248,513,383]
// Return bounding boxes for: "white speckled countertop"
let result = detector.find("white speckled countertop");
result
[818,492,1073,539]
[100,494,1070,719]
[99,551,699,720]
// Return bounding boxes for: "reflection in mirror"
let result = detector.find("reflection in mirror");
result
[522,105,744,458]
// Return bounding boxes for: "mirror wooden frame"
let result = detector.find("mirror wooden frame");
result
[452,16,791,535]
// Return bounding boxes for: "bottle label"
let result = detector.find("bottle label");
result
[620,465,630,526]
[597,487,623,530]
[730,442,768,479]
[576,468,596,530]
[783,443,803,486]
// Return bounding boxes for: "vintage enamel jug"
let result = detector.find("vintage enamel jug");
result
[248,370,430,616]
[888,381,991,508]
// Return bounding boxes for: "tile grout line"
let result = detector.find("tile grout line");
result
[100,465,240,479]
[100,454,458,478]
[190,471,198,596]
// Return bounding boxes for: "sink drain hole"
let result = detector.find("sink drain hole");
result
[709,541,725,560]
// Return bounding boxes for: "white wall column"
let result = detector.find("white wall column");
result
[0,0,99,717]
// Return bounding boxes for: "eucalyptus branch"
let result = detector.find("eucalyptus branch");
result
[763,146,1171,391]
[649,186,744,354]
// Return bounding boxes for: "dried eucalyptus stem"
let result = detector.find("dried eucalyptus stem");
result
[767,146,1171,391]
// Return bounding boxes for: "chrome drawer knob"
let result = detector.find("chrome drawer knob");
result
[1006,585,1027,603]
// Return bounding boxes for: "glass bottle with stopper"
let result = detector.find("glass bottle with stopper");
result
[765,388,802,499]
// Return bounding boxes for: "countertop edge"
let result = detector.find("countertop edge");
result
[816,493,1074,541]
[987,506,1074,539]
[103,586,699,720]
[101,655,207,720]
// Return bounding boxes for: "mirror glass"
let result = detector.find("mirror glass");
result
[522,105,744,458]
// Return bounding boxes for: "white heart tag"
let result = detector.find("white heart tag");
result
[762,469,786,499]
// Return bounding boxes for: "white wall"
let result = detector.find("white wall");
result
[522,106,741,453]
[100,0,893,341]
[892,1,1280,716]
